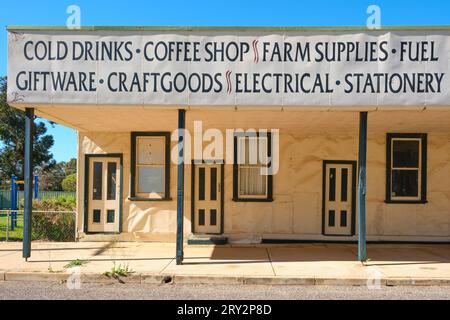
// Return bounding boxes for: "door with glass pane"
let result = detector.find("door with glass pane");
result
[193,163,222,234]
[323,161,356,236]
[87,157,121,233]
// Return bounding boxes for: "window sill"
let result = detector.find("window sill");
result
[232,198,274,203]
[384,200,428,204]
[128,197,173,202]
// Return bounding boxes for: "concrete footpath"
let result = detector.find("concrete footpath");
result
[1,242,450,286]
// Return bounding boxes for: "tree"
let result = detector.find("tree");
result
[35,163,65,191]
[62,158,77,176]
[0,77,56,182]
[62,173,77,192]
[36,158,77,191]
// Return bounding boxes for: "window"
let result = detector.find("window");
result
[92,209,101,223]
[92,162,103,200]
[233,133,273,202]
[130,132,171,200]
[107,162,117,200]
[386,133,427,203]
[107,210,115,223]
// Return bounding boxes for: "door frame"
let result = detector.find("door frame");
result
[84,153,124,234]
[191,160,225,235]
[322,160,357,236]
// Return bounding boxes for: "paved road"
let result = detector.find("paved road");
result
[0,281,449,300]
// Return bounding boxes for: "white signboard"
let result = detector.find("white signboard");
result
[7,29,450,107]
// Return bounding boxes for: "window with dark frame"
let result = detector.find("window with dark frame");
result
[92,162,103,200]
[386,133,427,204]
[130,132,171,201]
[233,132,273,202]
[107,162,117,200]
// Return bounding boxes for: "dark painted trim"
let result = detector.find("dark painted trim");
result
[22,108,34,260]
[190,163,195,234]
[191,160,225,235]
[385,200,428,204]
[176,110,186,265]
[193,159,224,165]
[232,198,275,203]
[83,156,89,233]
[386,133,428,204]
[358,112,368,262]
[351,162,357,236]
[321,161,326,236]
[84,153,123,234]
[187,237,228,245]
[267,132,273,201]
[118,156,124,233]
[220,163,225,235]
[262,239,450,245]
[232,132,274,202]
[130,132,171,201]
[233,136,238,201]
[322,160,357,237]
[128,197,173,201]
[384,200,428,204]
[84,232,122,235]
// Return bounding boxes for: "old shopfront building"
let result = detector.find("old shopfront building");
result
[7,26,450,262]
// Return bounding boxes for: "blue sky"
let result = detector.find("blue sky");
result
[1,0,449,161]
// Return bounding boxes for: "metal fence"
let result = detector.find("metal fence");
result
[0,191,76,209]
[0,210,76,242]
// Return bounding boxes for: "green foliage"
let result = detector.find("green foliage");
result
[37,158,77,191]
[22,195,76,211]
[36,166,64,191]
[0,77,56,182]
[62,173,77,192]
[31,210,75,242]
[64,158,77,175]
[103,262,134,279]
[21,195,77,242]
[1,195,75,241]
[64,259,88,269]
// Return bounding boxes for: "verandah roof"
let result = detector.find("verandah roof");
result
[6,25,450,32]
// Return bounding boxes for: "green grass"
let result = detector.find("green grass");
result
[0,213,23,241]
[103,263,135,279]
[64,259,89,269]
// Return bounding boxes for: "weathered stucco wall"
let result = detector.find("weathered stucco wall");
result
[76,110,450,242]
[366,133,450,239]
[221,132,450,241]
[76,110,181,241]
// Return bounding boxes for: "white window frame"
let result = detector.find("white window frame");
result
[236,135,269,199]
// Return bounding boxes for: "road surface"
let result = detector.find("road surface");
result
[0,281,449,300]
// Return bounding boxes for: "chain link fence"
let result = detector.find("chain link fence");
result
[0,210,76,242]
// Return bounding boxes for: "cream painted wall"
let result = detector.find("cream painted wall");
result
[76,110,450,242]
[77,131,180,241]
